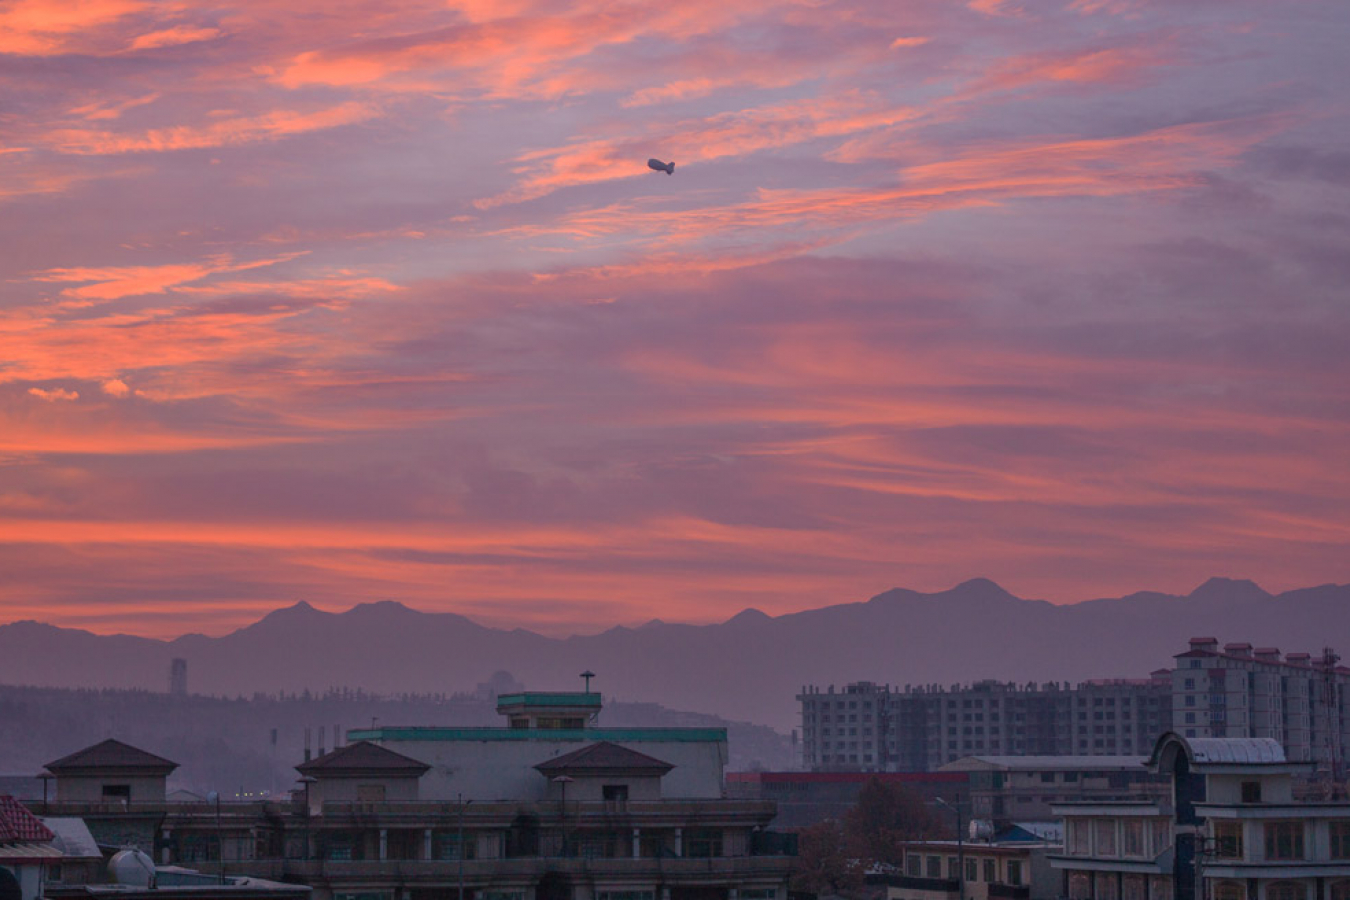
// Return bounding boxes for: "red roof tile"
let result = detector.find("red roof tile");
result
[0,796,54,844]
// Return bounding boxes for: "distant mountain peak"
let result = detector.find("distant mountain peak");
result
[344,600,419,616]
[1187,577,1270,602]
[949,577,1017,599]
[725,608,771,625]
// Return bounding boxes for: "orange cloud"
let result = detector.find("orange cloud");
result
[46,103,377,155]
[128,25,222,50]
[27,387,79,402]
[479,92,920,207]
[0,0,143,55]
[523,117,1281,246]
[30,252,307,301]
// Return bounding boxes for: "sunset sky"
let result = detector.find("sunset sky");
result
[2,0,1347,638]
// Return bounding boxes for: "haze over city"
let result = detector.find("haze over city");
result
[2,0,1347,640]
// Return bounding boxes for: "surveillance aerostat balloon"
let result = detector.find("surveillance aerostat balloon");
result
[647,158,675,175]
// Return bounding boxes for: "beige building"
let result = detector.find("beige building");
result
[876,837,1061,900]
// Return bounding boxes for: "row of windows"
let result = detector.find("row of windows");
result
[904,854,1023,886]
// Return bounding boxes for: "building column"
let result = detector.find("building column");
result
[161,829,172,865]
[379,828,388,861]
[674,828,683,858]
[425,829,434,861]
[632,829,641,858]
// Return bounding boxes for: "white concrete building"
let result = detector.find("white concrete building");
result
[1172,640,1350,773]
[1050,732,1350,900]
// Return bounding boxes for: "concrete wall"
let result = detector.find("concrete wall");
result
[311,776,422,808]
[55,774,167,804]
[542,775,663,802]
[378,739,726,800]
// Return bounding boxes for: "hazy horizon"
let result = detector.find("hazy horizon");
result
[3,0,1347,638]
[2,575,1341,641]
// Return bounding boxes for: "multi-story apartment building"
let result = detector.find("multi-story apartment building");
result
[28,691,797,900]
[1049,730,1350,900]
[798,677,1173,773]
[1172,639,1350,774]
[936,757,1166,822]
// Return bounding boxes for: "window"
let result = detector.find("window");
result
[1124,876,1146,900]
[1099,875,1120,900]
[927,856,941,878]
[1264,822,1304,861]
[1069,873,1091,900]
[1096,820,1117,856]
[966,859,978,881]
[1006,860,1022,886]
[1068,820,1091,855]
[739,891,776,900]
[1267,883,1302,900]
[947,857,959,879]
[356,784,386,802]
[1241,782,1262,803]
[1041,772,1055,783]
[1213,821,1243,859]
[598,892,654,900]
[102,784,131,805]
[1213,883,1243,900]
[603,785,629,802]
[1149,820,1172,856]
[1330,822,1350,859]
[982,859,995,883]
[907,855,922,877]
[1123,820,1145,857]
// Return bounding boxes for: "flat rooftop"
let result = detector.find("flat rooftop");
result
[348,726,726,743]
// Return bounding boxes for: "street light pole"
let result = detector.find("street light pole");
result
[458,794,474,900]
[936,795,965,900]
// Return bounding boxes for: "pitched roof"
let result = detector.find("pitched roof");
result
[44,739,178,774]
[0,795,55,844]
[296,741,430,776]
[534,741,674,774]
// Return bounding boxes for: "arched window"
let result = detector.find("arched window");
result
[1328,881,1350,900]
[1212,881,1243,900]
[1266,881,1304,900]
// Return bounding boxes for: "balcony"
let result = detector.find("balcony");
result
[222,855,796,884]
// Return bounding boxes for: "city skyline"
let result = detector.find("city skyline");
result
[2,0,1347,637]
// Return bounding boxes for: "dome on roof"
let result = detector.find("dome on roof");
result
[108,848,156,888]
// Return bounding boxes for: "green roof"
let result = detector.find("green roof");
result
[346,727,726,743]
[495,692,603,708]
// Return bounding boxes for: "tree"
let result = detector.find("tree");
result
[842,778,948,868]
[791,819,865,896]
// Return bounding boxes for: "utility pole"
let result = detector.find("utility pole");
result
[458,794,474,900]
[936,795,965,900]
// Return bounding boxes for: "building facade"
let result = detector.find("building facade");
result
[28,693,796,900]
[936,757,1166,823]
[1172,640,1350,774]
[1050,732,1350,900]
[798,678,1173,773]
[876,837,1061,900]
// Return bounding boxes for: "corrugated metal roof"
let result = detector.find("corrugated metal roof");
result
[40,818,101,859]
[0,843,63,860]
[941,755,1147,771]
[1186,737,1286,764]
